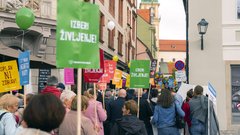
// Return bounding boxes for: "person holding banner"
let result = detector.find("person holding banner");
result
[151,89,185,135]
[0,94,20,135]
[83,88,107,135]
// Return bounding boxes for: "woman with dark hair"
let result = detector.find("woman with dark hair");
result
[151,89,185,135]
[16,94,66,135]
[110,100,147,135]
[182,89,194,135]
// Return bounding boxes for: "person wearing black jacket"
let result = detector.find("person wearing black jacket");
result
[134,89,153,135]
[109,89,126,124]
[110,100,147,135]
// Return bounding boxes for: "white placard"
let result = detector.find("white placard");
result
[175,71,187,82]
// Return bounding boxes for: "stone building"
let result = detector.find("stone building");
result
[0,0,137,93]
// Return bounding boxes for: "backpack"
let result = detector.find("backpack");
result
[0,112,8,121]
[0,112,8,134]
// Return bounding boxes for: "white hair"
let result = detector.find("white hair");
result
[60,90,76,102]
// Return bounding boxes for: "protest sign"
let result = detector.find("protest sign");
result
[83,49,104,82]
[64,68,74,85]
[0,60,21,93]
[112,69,122,84]
[18,51,30,85]
[130,60,150,88]
[57,2,100,68]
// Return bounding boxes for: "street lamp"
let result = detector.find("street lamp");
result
[197,18,208,50]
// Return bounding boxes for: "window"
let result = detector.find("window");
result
[127,43,131,62]
[118,32,123,55]
[109,0,115,17]
[108,28,115,50]
[172,58,176,62]
[41,0,52,18]
[132,16,135,41]
[99,12,104,43]
[99,0,104,4]
[231,65,240,124]
[127,7,131,25]
[161,58,164,62]
[133,0,136,7]
[0,0,6,9]
[118,0,123,26]
[131,47,135,59]
[125,44,128,62]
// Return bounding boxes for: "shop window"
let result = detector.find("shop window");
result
[231,65,240,124]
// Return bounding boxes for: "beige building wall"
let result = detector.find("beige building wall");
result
[158,52,185,62]
[189,0,228,133]
[136,39,151,60]
[95,0,136,62]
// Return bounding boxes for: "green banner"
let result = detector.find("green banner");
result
[57,1,100,68]
[130,60,150,88]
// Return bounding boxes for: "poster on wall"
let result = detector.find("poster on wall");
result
[38,69,51,92]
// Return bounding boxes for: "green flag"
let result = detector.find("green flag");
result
[57,1,100,68]
[130,60,150,88]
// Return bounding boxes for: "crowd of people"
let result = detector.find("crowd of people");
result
[0,75,219,135]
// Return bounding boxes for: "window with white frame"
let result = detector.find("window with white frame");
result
[0,0,6,9]
[41,0,51,18]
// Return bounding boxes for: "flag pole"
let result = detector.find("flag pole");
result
[137,88,140,118]
[77,69,82,135]
[94,83,97,126]
[208,96,210,134]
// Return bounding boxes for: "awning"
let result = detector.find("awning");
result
[0,44,56,68]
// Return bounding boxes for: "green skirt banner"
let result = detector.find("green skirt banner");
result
[57,1,100,68]
[130,60,150,88]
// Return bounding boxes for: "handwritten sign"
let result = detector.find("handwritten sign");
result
[38,69,51,92]
[0,60,21,93]
[175,71,186,82]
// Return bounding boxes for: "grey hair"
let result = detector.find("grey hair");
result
[47,76,58,86]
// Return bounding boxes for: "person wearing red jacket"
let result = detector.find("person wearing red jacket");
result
[41,76,61,98]
[182,89,193,135]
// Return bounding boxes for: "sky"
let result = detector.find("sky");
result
[137,0,186,40]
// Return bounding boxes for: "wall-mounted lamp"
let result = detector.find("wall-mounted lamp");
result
[197,18,208,50]
[107,21,115,30]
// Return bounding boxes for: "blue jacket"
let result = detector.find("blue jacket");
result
[151,103,185,128]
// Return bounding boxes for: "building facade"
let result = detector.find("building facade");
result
[189,0,240,134]
[0,0,137,93]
